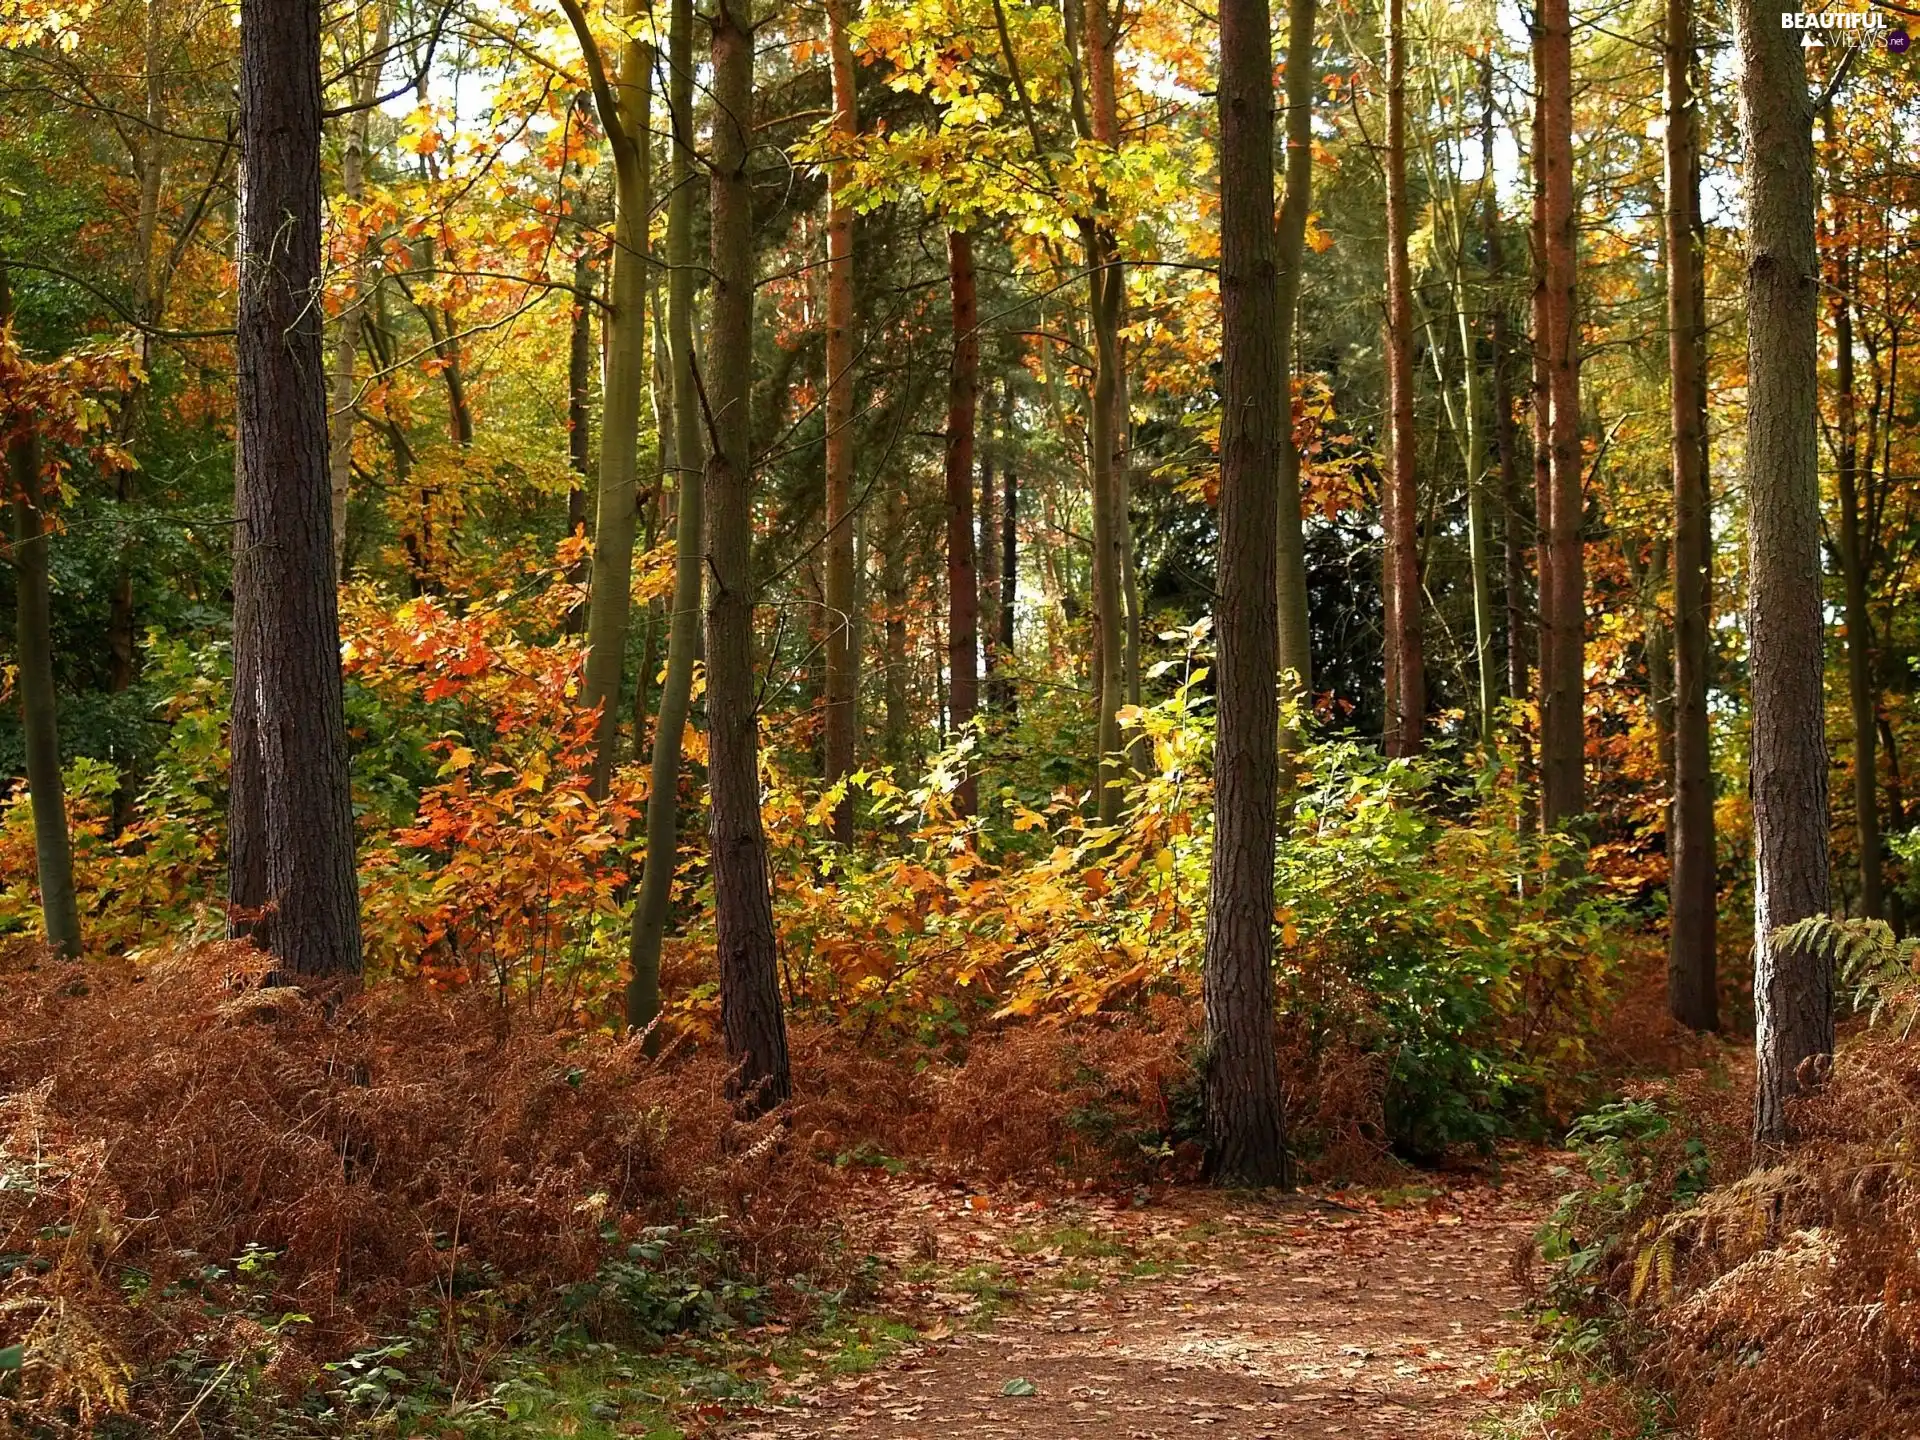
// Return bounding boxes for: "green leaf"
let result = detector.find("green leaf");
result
[0,1344,24,1371]
[1001,1377,1037,1397]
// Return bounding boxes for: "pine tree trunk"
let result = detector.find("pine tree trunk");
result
[998,453,1017,716]
[1529,93,1553,792]
[1381,0,1422,759]
[1666,0,1716,1028]
[979,380,1000,710]
[1205,0,1289,1189]
[570,0,652,800]
[1538,0,1584,832]
[1457,252,1498,743]
[7,421,81,957]
[1273,0,1317,720]
[707,0,790,1114]
[1484,60,1528,717]
[230,0,362,975]
[945,230,980,815]
[823,0,859,843]
[627,0,705,1033]
[1736,0,1829,1146]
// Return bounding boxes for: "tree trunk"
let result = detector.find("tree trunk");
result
[1667,0,1715,1028]
[1381,0,1422,759]
[707,0,790,1114]
[1538,0,1584,832]
[6,419,81,957]
[1205,0,1290,1189]
[567,0,652,800]
[1529,91,1553,799]
[1736,0,1829,1146]
[999,451,1017,716]
[823,0,860,843]
[230,0,362,975]
[979,380,1000,710]
[945,230,980,814]
[1824,109,1880,922]
[883,478,910,765]
[1457,251,1498,743]
[1274,0,1317,720]
[1485,59,1528,712]
[327,0,388,583]
[627,0,704,1033]
[567,249,594,553]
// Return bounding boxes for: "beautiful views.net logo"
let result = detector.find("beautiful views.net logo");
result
[1780,8,1910,52]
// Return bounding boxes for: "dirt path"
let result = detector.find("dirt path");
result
[732,1153,1563,1439]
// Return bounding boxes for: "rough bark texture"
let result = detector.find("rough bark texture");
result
[1666,0,1716,1029]
[944,230,980,815]
[627,0,704,1032]
[998,453,1017,716]
[1381,0,1422,759]
[823,0,860,844]
[707,0,791,1115]
[230,0,362,974]
[1538,0,1584,833]
[1273,0,1316,717]
[8,426,81,956]
[1205,0,1290,1189]
[1736,0,1829,1146]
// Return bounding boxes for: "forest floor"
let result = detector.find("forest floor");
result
[715,1151,1568,1439]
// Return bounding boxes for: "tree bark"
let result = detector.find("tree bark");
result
[979,380,1000,711]
[998,449,1017,716]
[567,249,594,553]
[1484,59,1528,714]
[1529,91,1553,794]
[945,230,980,814]
[7,419,81,957]
[1736,0,1829,1146]
[230,0,362,974]
[707,0,790,1114]
[1381,0,1422,759]
[565,0,652,800]
[1274,0,1316,723]
[1824,109,1880,922]
[823,0,860,843]
[1667,0,1716,1028]
[1205,0,1290,1189]
[1538,0,1584,832]
[627,0,705,1032]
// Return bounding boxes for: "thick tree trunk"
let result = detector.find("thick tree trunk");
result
[945,230,980,815]
[1381,0,1422,758]
[1538,0,1584,832]
[568,0,652,800]
[707,0,790,1114]
[1205,0,1290,1189]
[230,0,362,975]
[1736,0,1829,1146]
[7,422,81,957]
[823,0,860,843]
[1666,0,1716,1028]
[1274,0,1316,720]
[627,0,704,1032]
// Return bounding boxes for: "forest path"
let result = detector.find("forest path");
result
[730,1152,1564,1439]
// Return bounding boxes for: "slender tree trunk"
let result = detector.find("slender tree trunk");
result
[6,416,81,957]
[1666,0,1716,1027]
[327,0,388,583]
[822,0,859,843]
[567,0,652,799]
[1381,0,1422,758]
[567,250,595,549]
[1530,92,1554,797]
[1736,0,1829,1146]
[1274,0,1317,720]
[230,0,362,975]
[882,480,910,764]
[979,379,1000,709]
[627,0,704,1032]
[945,230,980,814]
[707,0,790,1114]
[1824,111,1880,921]
[1485,59,1528,713]
[999,452,1018,716]
[1457,252,1498,742]
[1205,0,1289,1189]
[1538,0,1584,832]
